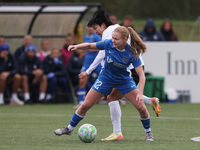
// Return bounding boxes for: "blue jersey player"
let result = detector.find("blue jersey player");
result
[74,26,102,109]
[54,26,154,141]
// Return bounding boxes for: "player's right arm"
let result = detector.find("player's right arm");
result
[68,43,97,51]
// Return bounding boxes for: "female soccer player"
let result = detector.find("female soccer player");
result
[54,26,154,141]
[74,26,102,109]
[78,10,160,141]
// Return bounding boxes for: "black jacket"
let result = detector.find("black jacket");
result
[67,52,83,76]
[139,19,165,41]
[14,45,26,63]
[19,55,43,75]
[0,53,18,75]
[43,55,66,77]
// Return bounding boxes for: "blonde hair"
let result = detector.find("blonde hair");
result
[113,26,146,58]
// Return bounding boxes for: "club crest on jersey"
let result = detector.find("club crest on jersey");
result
[107,56,113,63]
[122,57,128,63]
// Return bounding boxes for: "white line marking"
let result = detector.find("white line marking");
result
[191,137,200,142]
[0,113,200,121]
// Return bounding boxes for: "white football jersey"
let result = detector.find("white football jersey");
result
[86,24,144,74]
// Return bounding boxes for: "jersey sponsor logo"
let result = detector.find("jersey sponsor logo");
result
[113,62,127,68]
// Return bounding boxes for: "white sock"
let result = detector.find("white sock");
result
[108,101,122,134]
[79,101,84,105]
[39,93,45,100]
[24,93,30,101]
[143,95,151,105]
[46,94,52,100]
[67,124,74,131]
[11,93,18,100]
[145,128,151,133]
[0,93,3,100]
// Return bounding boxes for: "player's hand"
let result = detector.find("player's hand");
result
[136,92,143,106]
[32,69,43,76]
[79,72,88,79]
[68,45,78,51]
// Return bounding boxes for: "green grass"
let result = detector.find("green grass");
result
[0,103,200,150]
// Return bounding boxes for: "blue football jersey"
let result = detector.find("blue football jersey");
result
[96,39,141,82]
[84,33,101,58]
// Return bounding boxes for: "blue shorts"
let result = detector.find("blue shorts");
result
[92,75,137,95]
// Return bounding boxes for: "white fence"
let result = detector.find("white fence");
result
[143,42,200,103]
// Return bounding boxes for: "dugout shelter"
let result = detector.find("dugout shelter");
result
[0,3,101,103]
[0,3,101,52]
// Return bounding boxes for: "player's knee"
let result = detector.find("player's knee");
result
[0,73,8,80]
[138,105,148,116]
[80,103,91,113]
[14,74,21,81]
[137,104,145,112]
[79,79,87,88]
[107,95,115,103]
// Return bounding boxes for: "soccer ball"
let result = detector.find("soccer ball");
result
[78,123,97,143]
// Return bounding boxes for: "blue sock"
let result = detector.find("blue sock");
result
[140,118,151,132]
[78,87,86,104]
[70,112,84,127]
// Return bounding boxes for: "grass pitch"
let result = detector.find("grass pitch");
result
[0,103,200,150]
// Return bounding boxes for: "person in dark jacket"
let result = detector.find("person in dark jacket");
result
[139,18,165,41]
[160,19,178,41]
[0,43,24,105]
[67,49,84,87]
[14,35,32,62]
[43,48,68,102]
[19,45,47,104]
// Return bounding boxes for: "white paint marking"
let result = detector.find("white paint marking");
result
[191,137,200,142]
[0,113,200,121]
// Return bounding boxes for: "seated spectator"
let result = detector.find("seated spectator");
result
[139,18,165,41]
[43,48,68,102]
[19,45,47,104]
[67,49,84,87]
[14,35,32,62]
[109,15,117,24]
[0,35,5,46]
[0,44,24,105]
[160,19,178,41]
[61,33,75,66]
[37,40,51,61]
[121,15,134,28]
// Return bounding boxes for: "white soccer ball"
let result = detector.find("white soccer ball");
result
[78,123,97,143]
